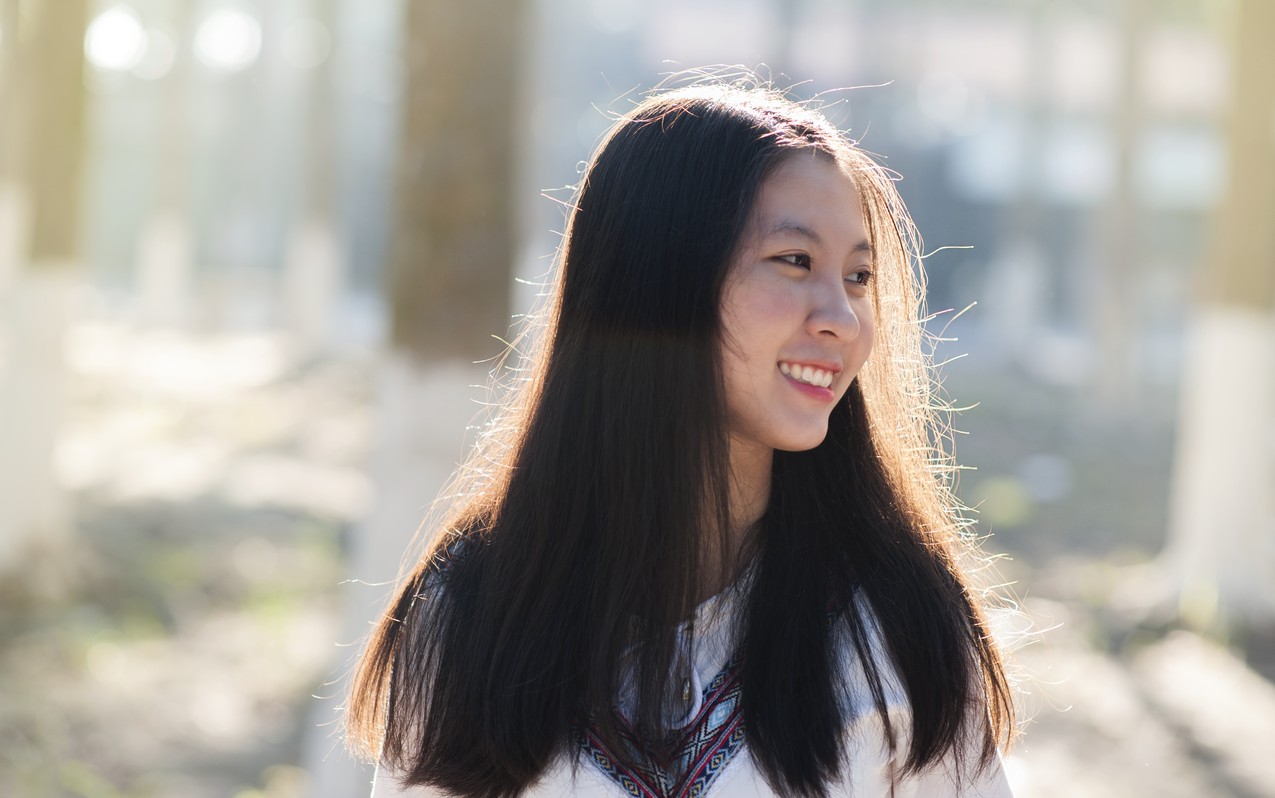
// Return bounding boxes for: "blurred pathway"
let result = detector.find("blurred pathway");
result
[1,323,372,798]
[1007,600,1275,798]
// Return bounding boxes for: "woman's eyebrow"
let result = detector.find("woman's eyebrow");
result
[765,221,822,245]
[764,222,874,256]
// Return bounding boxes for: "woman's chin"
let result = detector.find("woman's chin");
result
[772,426,830,453]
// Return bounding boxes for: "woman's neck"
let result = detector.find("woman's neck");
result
[728,435,772,542]
[700,436,773,601]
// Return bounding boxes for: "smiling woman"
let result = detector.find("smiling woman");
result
[720,152,876,457]
[346,78,1016,798]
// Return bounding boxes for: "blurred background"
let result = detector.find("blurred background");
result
[0,0,1272,796]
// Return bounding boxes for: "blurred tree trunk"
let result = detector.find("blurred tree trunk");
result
[136,3,192,327]
[0,0,88,575]
[282,0,343,361]
[0,0,30,296]
[0,0,22,166]
[1094,0,1146,409]
[983,5,1048,366]
[302,0,525,793]
[25,0,87,269]
[387,0,519,362]
[1162,0,1275,627]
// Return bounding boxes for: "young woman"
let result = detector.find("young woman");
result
[347,81,1016,798]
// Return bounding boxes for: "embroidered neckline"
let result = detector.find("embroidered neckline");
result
[571,649,747,798]
[433,535,753,796]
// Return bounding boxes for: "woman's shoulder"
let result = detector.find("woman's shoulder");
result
[427,530,482,580]
[392,530,487,624]
[829,595,1016,798]
[833,592,911,713]
[410,527,493,599]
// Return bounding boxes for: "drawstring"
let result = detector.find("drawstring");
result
[664,626,704,730]
[614,625,705,730]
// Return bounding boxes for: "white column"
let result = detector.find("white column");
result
[283,215,344,361]
[1157,0,1275,628]
[302,355,489,798]
[0,266,76,572]
[0,181,30,299]
[135,209,192,328]
[1162,309,1275,625]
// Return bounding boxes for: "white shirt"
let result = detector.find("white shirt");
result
[371,586,1014,798]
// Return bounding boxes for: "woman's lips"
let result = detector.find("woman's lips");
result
[781,372,836,401]
[779,361,839,388]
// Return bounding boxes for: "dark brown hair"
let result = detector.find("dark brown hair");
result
[346,80,1014,797]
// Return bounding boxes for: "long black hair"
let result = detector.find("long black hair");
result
[347,80,1014,797]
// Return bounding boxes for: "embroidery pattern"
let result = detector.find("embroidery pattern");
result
[572,651,747,798]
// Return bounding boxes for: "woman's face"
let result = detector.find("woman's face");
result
[719,152,875,455]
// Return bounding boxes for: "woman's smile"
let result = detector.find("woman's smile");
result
[779,360,840,390]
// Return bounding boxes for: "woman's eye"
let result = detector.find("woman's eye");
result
[846,270,873,286]
[777,253,811,269]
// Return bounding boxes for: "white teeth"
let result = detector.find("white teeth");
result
[780,361,837,387]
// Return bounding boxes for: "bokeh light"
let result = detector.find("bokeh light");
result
[132,28,177,81]
[84,6,146,72]
[193,8,262,72]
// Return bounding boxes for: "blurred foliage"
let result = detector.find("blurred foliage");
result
[0,499,345,797]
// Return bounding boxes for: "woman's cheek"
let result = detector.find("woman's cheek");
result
[741,280,798,328]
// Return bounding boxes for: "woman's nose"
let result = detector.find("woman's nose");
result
[806,283,861,340]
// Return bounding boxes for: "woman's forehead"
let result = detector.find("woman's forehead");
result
[748,155,866,238]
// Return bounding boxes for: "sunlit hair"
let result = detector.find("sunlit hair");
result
[347,76,1014,798]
